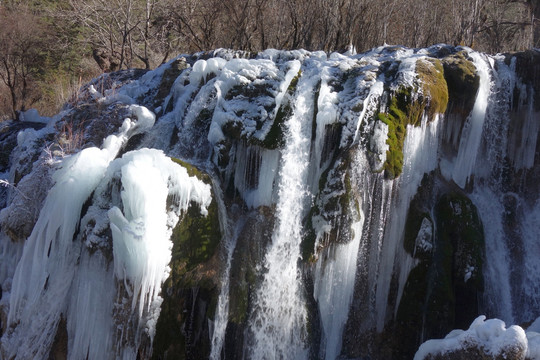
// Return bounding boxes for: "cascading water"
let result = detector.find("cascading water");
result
[464,53,540,326]
[247,63,320,359]
[209,183,238,360]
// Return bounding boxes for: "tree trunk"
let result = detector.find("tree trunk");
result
[533,0,540,47]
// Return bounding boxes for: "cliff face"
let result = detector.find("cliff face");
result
[0,46,539,360]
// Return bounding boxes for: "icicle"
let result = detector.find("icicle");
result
[451,52,492,188]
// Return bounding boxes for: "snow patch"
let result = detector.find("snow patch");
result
[415,316,528,360]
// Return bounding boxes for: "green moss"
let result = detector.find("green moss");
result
[376,58,449,180]
[152,160,221,359]
[416,59,449,119]
[378,81,443,179]
[171,199,221,273]
[171,157,210,182]
[442,52,480,116]
[377,87,411,179]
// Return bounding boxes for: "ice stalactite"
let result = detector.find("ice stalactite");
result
[1,105,191,358]
[109,149,212,320]
[314,217,364,360]
[451,52,492,188]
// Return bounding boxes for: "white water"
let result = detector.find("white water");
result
[473,188,514,323]
[209,180,236,360]
[372,115,441,332]
[451,52,492,188]
[248,65,318,359]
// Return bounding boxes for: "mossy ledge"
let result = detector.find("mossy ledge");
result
[377,87,417,179]
[378,58,449,180]
[442,51,480,117]
[152,159,221,360]
[170,157,211,182]
[416,58,449,119]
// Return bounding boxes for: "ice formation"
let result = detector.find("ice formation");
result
[1,45,539,360]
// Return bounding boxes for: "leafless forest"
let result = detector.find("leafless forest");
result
[0,0,538,120]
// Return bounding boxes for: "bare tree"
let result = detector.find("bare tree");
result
[0,6,46,119]
[67,0,158,71]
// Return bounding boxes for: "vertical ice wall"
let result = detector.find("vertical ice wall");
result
[2,109,147,358]
[314,217,364,360]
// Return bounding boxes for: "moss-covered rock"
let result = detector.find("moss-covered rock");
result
[154,58,189,109]
[377,87,414,179]
[416,59,449,119]
[152,161,221,360]
[394,188,485,360]
[435,192,484,329]
[442,52,480,117]
[377,59,449,180]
